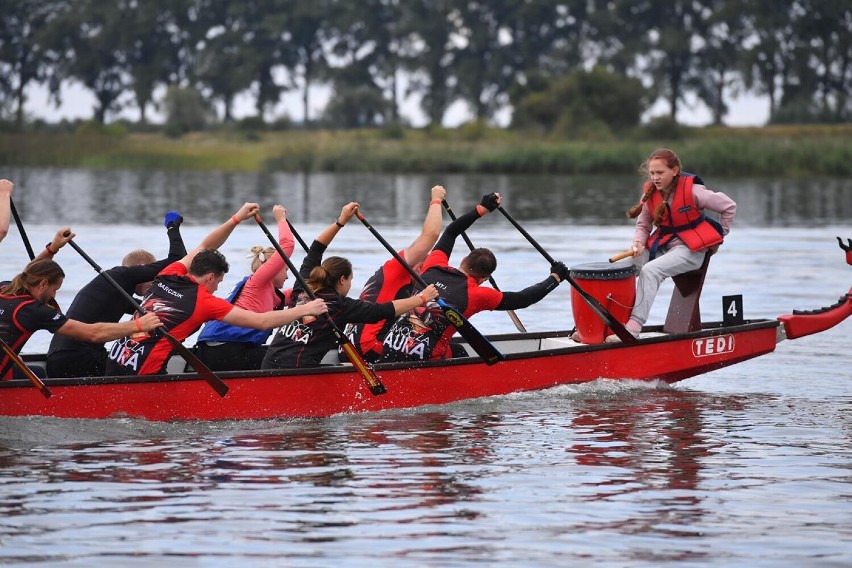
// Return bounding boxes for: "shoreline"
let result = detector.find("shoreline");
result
[2,124,851,177]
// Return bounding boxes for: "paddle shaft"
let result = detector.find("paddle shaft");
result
[254,215,386,395]
[9,198,35,260]
[287,219,310,252]
[497,207,639,344]
[355,211,504,365]
[441,200,526,333]
[65,238,229,397]
[0,336,51,398]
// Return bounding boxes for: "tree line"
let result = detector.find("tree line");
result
[1,0,849,134]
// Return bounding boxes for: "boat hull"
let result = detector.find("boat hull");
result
[0,320,782,421]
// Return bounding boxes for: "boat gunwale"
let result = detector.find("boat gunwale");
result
[1,319,780,390]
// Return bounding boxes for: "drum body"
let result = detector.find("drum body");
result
[569,261,638,344]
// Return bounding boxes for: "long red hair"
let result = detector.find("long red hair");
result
[625,148,682,226]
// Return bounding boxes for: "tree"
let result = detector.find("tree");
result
[193,2,257,122]
[49,1,130,123]
[511,66,647,135]
[741,0,798,118]
[278,0,332,125]
[400,0,457,126]
[690,0,749,125]
[329,0,407,123]
[120,0,191,123]
[0,0,67,130]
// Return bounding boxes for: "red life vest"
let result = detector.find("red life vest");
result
[645,174,724,259]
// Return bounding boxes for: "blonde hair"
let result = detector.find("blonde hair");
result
[248,245,276,272]
[625,148,682,226]
[122,249,156,266]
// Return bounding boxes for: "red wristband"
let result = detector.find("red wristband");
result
[134,317,143,332]
[231,215,240,225]
[419,293,428,306]
[430,199,442,205]
[475,204,487,217]
[45,243,56,255]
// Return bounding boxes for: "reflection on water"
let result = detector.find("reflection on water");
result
[5,384,849,566]
[5,167,851,227]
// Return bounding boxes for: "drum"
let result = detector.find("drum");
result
[569,260,638,344]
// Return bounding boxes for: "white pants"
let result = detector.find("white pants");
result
[630,244,707,325]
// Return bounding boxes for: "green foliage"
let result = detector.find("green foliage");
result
[73,120,128,137]
[512,67,648,137]
[379,122,406,140]
[321,86,390,129]
[639,115,689,140]
[162,86,214,137]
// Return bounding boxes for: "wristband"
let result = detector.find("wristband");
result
[231,215,240,225]
[475,204,487,217]
[430,199,442,205]
[335,219,345,228]
[134,317,143,333]
[45,242,56,255]
[419,293,428,306]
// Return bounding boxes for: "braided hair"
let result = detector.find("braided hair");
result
[625,148,682,227]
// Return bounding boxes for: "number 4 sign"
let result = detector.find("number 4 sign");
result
[723,294,744,326]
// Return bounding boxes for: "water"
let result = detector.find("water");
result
[0,168,850,566]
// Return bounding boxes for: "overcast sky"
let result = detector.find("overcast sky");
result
[23,81,770,128]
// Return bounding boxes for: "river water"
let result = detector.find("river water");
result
[0,168,850,567]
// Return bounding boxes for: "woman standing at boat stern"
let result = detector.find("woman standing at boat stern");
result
[607,148,736,342]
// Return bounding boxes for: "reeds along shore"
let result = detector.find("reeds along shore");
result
[1,124,851,177]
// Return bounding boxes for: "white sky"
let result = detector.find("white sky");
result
[23,80,770,128]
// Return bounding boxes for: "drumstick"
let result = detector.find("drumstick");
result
[609,247,636,263]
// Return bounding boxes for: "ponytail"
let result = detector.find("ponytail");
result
[248,245,276,272]
[305,256,352,294]
[1,259,65,297]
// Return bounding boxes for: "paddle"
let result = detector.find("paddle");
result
[254,214,387,395]
[65,237,229,397]
[497,206,639,344]
[0,336,51,398]
[355,211,505,365]
[287,219,310,253]
[441,199,526,333]
[9,198,35,260]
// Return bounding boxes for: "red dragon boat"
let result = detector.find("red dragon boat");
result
[1,238,849,422]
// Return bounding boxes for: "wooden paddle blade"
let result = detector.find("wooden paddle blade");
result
[338,334,387,395]
[0,340,51,398]
[437,299,504,365]
[162,332,229,397]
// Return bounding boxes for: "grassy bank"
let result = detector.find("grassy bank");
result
[2,124,851,177]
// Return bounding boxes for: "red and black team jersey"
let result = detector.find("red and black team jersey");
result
[105,262,233,376]
[262,240,396,369]
[343,250,414,361]
[379,249,502,363]
[0,294,67,379]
